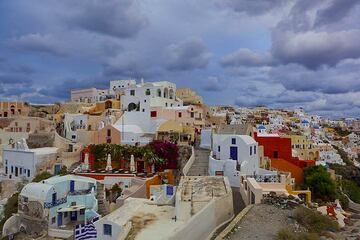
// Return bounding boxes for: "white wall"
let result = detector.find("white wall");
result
[182,147,195,176]
[3,150,35,180]
[208,154,240,187]
[200,129,212,149]
[213,134,259,175]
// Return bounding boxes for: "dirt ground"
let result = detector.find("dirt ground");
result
[225,204,360,240]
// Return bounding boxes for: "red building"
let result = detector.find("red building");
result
[254,133,315,184]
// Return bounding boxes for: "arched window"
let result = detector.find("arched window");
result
[163,88,169,98]
[145,89,151,96]
[128,103,137,112]
[169,89,174,99]
[157,89,161,97]
[10,106,15,115]
[105,101,112,109]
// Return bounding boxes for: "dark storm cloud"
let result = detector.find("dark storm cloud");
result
[12,65,36,75]
[165,38,211,71]
[220,49,277,67]
[39,78,109,100]
[3,85,37,97]
[201,77,223,92]
[216,0,289,16]
[314,0,360,28]
[270,0,360,69]
[0,74,33,85]
[66,0,148,38]
[271,30,360,69]
[8,33,67,56]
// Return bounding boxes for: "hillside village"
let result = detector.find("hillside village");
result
[0,79,359,240]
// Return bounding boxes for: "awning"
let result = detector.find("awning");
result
[57,205,85,212]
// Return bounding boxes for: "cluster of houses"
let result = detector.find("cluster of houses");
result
[0,79,358,239]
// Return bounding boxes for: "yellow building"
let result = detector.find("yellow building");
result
[287,134,319,161]
[88,99,121,115]
[156,120,195,145]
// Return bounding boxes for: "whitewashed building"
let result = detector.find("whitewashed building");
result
[71,88,109,103]
[2,175,99,239]
[3,140,58,180]
[63,113,88,142]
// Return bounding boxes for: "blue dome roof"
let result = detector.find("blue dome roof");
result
[258,125,266,129]
[302,120,309,124]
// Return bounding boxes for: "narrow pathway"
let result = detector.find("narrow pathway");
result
[187,147,210,176]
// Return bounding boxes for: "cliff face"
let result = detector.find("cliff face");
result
[26,132,55,148]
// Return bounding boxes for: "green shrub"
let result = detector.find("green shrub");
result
[342,179,360,204]
[32,171,52,182]
[276,228,319,240]
[302,166,337,201]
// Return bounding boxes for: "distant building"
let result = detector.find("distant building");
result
[71,88,109,103]
[0,101,30,118]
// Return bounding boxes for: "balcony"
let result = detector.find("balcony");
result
[44,197,67,209]
[67,188,93,196]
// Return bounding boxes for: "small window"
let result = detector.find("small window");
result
[52,217,56,224]
[107,129,111,137]
[145,89,151,95]
[80,209,85,215]
[64,212,68,218]
[23,197,28,203]
[150,111,157,118]
[27,170,30,177]
[250,146,252,156]
[178,112,182,118]
[130,90,135,96]
[232,138,236,144]
[11,166,13,173]
[218,146,220,152]
[190,112,194,118]
[254,146,256,154]
[142,109,145,112]
[104,224,112,236]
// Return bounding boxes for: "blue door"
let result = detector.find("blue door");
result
[57,212,63,226]
[54,165,61,174]
[230,147,238,160]
[70,180,75,193]
[70,211,77,221]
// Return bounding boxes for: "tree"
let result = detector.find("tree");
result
[58,166,68,176]
[32,171,53,183]
[302,166,337,201]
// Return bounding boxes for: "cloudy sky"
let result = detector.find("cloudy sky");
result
[0,0,359,118]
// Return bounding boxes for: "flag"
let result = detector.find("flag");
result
[74,222,97,240]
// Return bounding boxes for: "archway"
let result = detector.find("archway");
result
[128,103,137,112]
[105,100,112,109]
[169,89,174,99]
[163,88,169,98]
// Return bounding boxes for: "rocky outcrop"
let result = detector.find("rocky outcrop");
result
[26,132,55,148]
